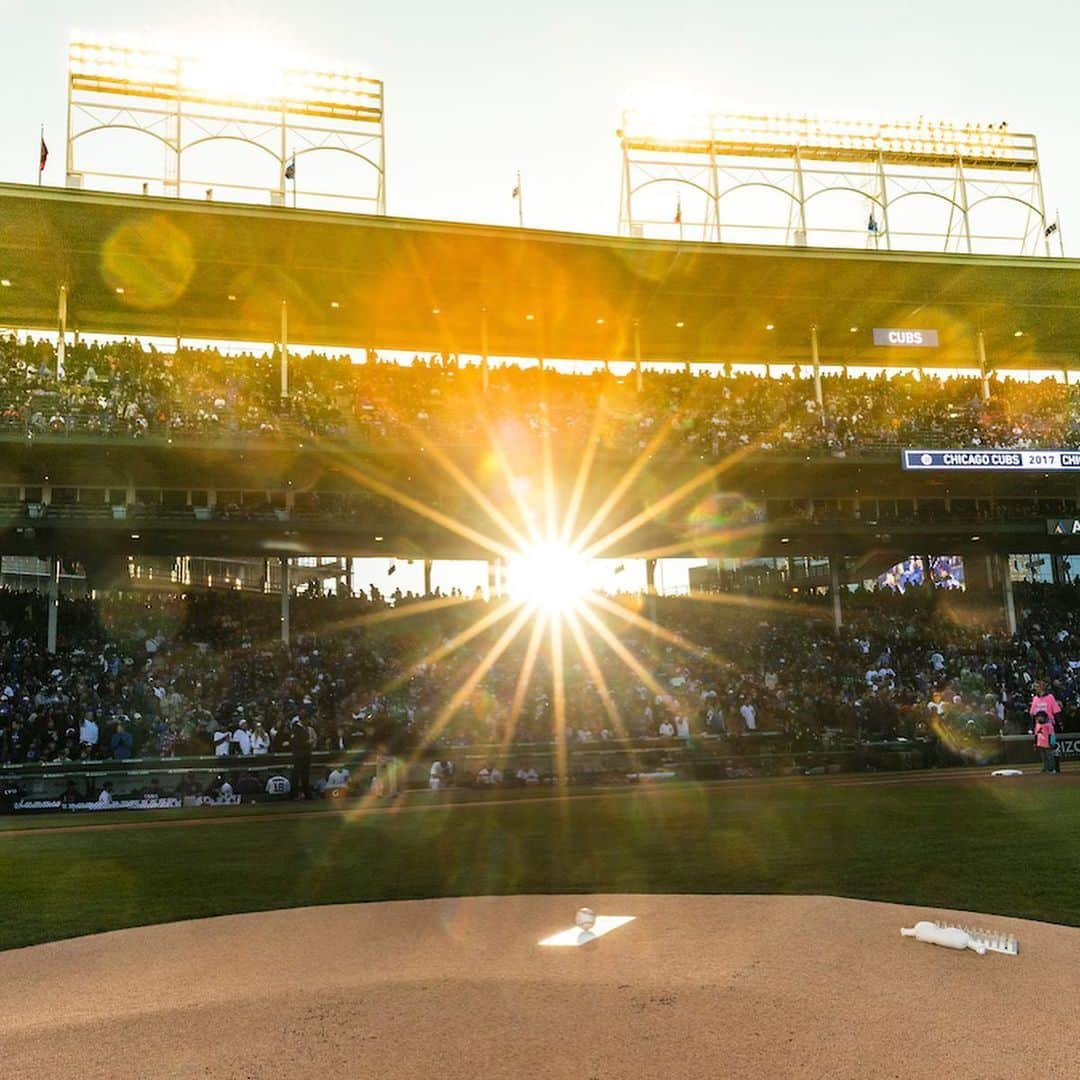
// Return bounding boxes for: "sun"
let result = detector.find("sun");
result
[507,541,594,613]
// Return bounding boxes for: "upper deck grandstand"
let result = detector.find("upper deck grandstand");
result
[2,182,1080,580]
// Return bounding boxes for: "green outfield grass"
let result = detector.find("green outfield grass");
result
[0,774,1075,950]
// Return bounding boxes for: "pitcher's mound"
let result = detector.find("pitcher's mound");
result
[1,894,1075,1079]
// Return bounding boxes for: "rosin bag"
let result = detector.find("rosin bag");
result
[901,920,986,955]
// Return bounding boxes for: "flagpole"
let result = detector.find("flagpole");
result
[516,171,523,228]
[38,125,43,186]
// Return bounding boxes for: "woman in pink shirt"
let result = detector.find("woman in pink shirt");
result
[1030,683,1062,727]
[1033,711,1057,774]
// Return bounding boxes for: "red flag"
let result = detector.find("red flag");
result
[39,137,48,173]
[674,195,682,225]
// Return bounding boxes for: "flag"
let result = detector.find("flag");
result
[868,210,879,233]
[39,136,48,173]
[387,563,396,576]
[284,155,296,181]
[614,563,625,574]
[511,175,520,199]
[674,195,682,226]
[1045,221,1058,238]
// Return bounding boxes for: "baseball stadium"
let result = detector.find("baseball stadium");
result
[3,21,1080,1080]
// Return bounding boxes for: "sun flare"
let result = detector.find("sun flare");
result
[507,542,594,614]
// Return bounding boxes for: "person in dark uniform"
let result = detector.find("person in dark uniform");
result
[288,716,312,799]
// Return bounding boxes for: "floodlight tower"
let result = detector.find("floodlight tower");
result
[618,110,1058,256]
[66,39,386,212]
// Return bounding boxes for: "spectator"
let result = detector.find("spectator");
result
[232,718,252,756]
[79,713,99,753]
[110,723,133,760]
[250,722,271,755]
[213,725,231,757]
[739,701,757,732]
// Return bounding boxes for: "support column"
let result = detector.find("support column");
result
[1052,553,1070,586]
[47,555,60,654]
[280,556,291,646]
[480,306,490,393]
[57,284,67,380]
[423,558,433,596]
[280,300,289,399]
[810,324,823,411]
[830,557,843,634]
[487,559,498,600]
[645,558,657,595]
[633,319,643,393]
[1000,554,1017,636]
[976,329,990,403]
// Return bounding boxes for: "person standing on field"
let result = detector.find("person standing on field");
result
[1034,710,1057,774]
[1030,682,1062,728]
[288,716,312,799]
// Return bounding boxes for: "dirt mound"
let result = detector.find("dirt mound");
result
[1,894,1073,1078]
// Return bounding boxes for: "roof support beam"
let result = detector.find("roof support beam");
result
[280,300,289,399]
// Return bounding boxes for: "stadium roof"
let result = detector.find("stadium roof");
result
[2,182,1080,367]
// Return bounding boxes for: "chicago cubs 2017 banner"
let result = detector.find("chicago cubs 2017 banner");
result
[902,449,1080,471]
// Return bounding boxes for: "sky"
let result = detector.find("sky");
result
[1,0,1078,243]
[1,1,1076,596]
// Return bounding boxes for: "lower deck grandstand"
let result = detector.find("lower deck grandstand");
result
[0,582,1074,781]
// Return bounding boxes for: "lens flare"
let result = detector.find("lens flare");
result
[507,542,593,613]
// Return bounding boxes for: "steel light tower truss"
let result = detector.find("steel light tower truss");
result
[618,111,1057,255]
[66,39,385,212]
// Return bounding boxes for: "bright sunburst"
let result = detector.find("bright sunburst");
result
[507,541,593,613]
[329,375,781,796]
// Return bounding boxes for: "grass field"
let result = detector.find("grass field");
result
[1,772,1075,951]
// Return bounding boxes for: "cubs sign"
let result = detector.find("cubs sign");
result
[873,328,939,347]
[903,449,1080,471]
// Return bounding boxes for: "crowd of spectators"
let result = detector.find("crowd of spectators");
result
[1,580,1077,769]
[4,332,1080,457]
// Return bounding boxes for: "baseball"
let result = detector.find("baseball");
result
[575,907,596,931]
